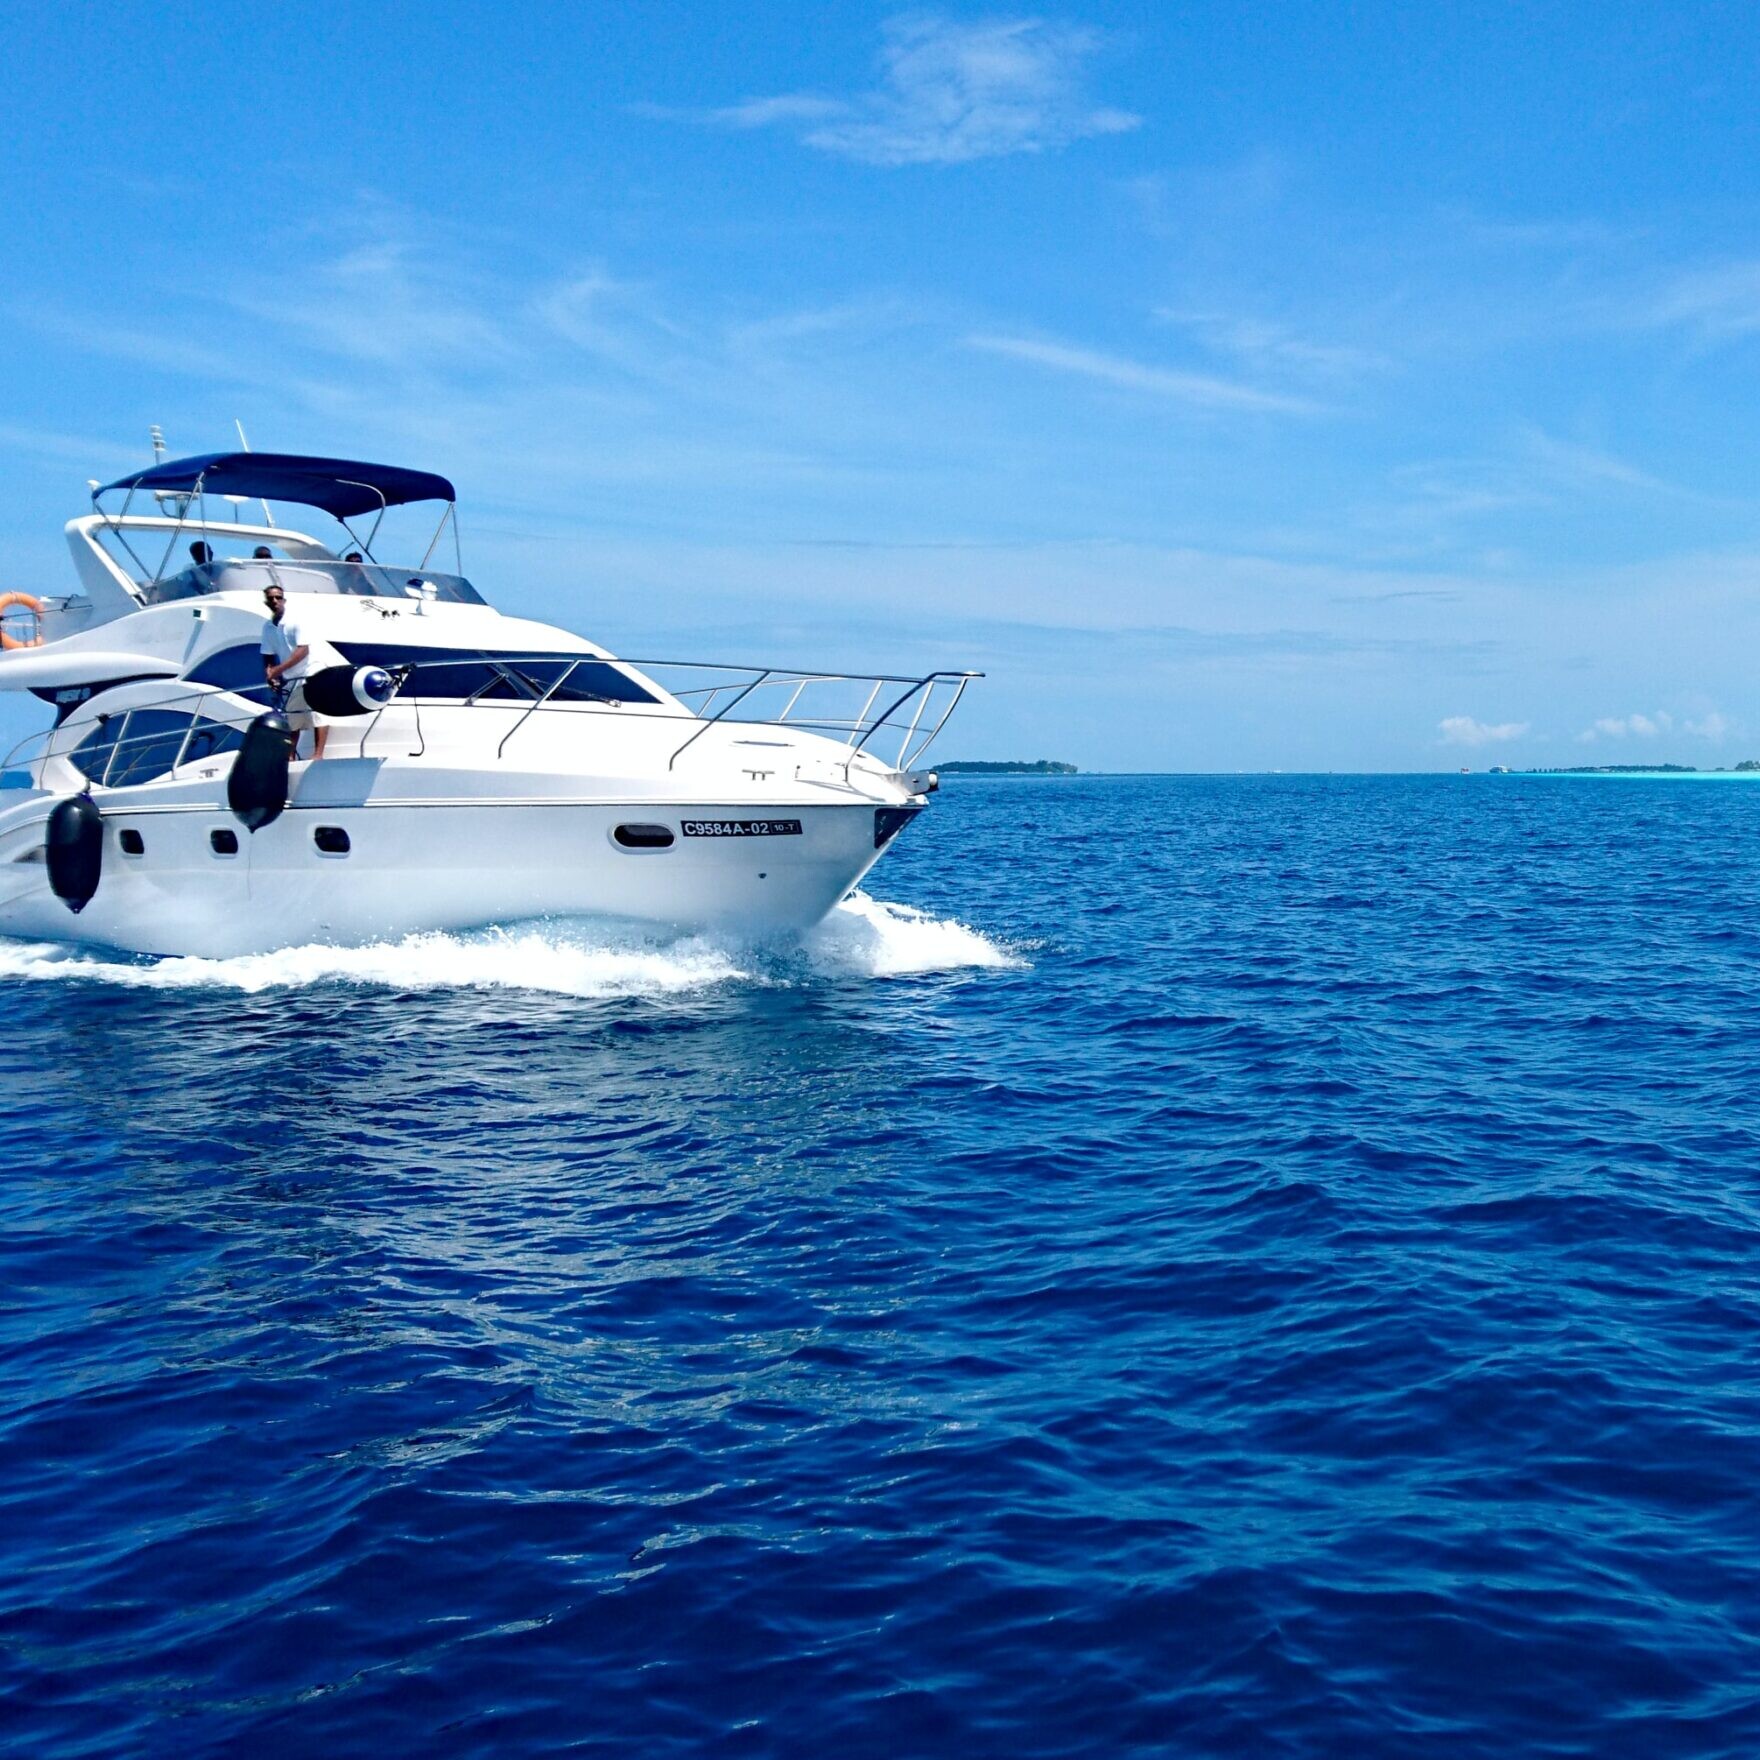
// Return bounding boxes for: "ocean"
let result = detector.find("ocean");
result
[3,773,1758,1757]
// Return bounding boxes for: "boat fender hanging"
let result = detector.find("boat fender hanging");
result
[228,713,295,832]
[45,793,102,913]
[0,592,45,651]
[301,664,396,718]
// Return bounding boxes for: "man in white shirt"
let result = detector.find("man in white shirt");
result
[261,585,328,760]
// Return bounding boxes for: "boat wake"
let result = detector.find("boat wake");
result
[0,892,1021,998]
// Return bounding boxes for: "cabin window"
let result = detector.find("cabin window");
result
[184,718,246,763]
[210,829,239,855]
[73,710,227,787]
[613,823,675,850]
[118,828,145,855]
[331,644,660,705]
[106,711,196,787]
[70,717,123,784]
[314,826,351,855]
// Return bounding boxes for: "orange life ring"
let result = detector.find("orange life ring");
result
[0,593,44,650]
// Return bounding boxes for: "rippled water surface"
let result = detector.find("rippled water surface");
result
[5,774,1760,1758]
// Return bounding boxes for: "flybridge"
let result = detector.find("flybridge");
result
[93,449,461,584]
[65,446,472,623]
[95,452,457,519]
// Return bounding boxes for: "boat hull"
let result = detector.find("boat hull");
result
[0,794,911,956]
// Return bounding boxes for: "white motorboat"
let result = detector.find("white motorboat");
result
[0,445,977,956]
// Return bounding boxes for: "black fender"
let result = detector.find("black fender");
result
[301,664,397,718]
[228,713,295,832]
[45,793,102,913]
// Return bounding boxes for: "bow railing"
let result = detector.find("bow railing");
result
[2,656,981,792]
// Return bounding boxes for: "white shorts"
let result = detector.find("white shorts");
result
[283,681,325,734]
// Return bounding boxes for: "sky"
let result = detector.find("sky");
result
[4,0,1760,770]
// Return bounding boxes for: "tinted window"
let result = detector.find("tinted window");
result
[314,826,351,854]
[70,717,123,783]
[332,644,658,705]
[107,711,194,787]
[141,566,213,606]
[118,828,145,855]
[210,828,239,855]
[184,718,245,763]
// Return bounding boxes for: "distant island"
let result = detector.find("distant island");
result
[1498,760,1760,776]
[938,760,1078,776]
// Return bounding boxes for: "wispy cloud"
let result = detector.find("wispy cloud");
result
[643,14,1140,166]
[1641,260,1760,341]
[1578,708,1733,742]
[230,240,513,370]
[0,421,143,473]
[725,297,928,359]
[1439,715,1528,746]
[1581,711,1667,740]
[1329,587,1462,604]
[1156,308,1388,381]
[706,95,846,128]
[1519,425,1685,496]
[1461,214,1639,252]
[966,333,1320,413]
[12,309,254,382]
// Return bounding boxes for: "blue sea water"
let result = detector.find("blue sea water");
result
[3,773,1760,1758]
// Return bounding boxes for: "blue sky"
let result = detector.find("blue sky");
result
[4,1,1760,769]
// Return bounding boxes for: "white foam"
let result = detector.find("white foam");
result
[804,891,1025,979]
[0,925,748,998]
[0,893,1020,996]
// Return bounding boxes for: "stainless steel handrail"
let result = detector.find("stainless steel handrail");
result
[665,670,772,772]
[3,655,983,790]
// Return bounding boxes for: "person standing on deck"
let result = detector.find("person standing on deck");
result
[261,585,328,760]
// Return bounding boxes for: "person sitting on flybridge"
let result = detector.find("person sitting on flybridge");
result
[261,584,329,760]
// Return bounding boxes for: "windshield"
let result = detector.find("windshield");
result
[142,558,486,607]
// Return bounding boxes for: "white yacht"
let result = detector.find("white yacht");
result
[0,447,976,957]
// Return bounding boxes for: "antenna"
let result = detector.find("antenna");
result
[233,418,275,529]
[150,425,167,461]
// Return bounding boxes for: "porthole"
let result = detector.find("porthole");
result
[118,828,145,856]
[613,823,674,850]
[314,826,351,855]
[210,828,239,856]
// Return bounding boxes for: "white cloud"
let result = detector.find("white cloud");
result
[1439,716,1528,746]
[229,240,512,369]
[966,333,1319,413]
[708,95,847,128]
[1580,708,1732,743]
[1588,710,1666,740]
[650,15,1140,166]
[1155,309,1388,381]
[1643,260,1760,340]
[1519,426,1682,496]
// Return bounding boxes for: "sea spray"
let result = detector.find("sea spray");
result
[804,891,1025,978]
[0,892,1020,997]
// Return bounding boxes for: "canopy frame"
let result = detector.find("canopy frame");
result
[92,451,459,587]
